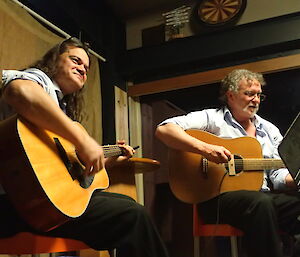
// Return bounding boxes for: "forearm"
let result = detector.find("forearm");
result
[156,123,232,164]
[104,156,128,170]
[285,173,297,189]
[155,123,206,154]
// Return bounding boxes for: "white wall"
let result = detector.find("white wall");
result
[126,0,300,50]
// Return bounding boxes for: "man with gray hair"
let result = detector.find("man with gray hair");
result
[156,69,300,257]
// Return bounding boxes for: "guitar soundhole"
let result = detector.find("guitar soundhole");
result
[71,162,94,189]
[232,155,243,174]
[53,137,94,189]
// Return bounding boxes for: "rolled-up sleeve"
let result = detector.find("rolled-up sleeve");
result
[267,125,289,190]
[269,168,289,190]
[2,69,52,93]
[158,110,210,131]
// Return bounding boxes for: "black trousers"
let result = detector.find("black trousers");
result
[198,190,300,257]
[0,191,169,257]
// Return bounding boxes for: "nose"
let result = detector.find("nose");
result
[251,94,261,103]
[77,65,86,76]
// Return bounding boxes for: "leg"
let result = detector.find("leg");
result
[198,190,284,257]
[266,192,300,257]
[268,192,300,235]
[45,191,169,257]
[0,195,33,238]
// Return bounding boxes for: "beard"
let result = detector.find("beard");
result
[243,103,259,118]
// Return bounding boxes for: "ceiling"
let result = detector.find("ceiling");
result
[104,0,187,20]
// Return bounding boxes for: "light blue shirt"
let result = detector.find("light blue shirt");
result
[159,107,289,191]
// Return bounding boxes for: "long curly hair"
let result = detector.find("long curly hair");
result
[219,69,266,105]
[30,37,90,121]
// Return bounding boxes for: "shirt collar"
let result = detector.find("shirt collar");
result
[52,81,63,95]
[253,115,266,136]
[223,106,266,137]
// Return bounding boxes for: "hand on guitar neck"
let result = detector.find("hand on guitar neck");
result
[103,140,137,170]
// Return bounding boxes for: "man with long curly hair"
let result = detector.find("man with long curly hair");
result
[0,37,169,257]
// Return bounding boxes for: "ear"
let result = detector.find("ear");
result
[226,91,234,103]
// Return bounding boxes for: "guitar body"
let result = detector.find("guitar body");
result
[0,115,109,231]
[169,129,264,204]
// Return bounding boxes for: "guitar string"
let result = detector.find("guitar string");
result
[227,159,284,170]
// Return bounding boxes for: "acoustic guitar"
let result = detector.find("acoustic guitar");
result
[0,115,124,231]
[169,129,286,204]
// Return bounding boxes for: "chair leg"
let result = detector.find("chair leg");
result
[194,236,200,257]
[109,248,117,257]
[230,236,239,257]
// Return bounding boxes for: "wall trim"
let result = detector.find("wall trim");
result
[128,53,300,97]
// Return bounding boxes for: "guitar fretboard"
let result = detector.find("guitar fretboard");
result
[103,145,123,158]
[232,158,285,171]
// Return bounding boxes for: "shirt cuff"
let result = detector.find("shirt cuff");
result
[272,169,290,190]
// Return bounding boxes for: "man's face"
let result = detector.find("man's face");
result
[226,78,263,120]
[54,46,89,95]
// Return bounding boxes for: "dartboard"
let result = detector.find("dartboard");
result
[196,0,247,26]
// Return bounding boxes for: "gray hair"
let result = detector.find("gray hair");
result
[219,69,266,104]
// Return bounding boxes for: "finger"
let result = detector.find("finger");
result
[125,145,134,153]
[99,156,105,170]
[223,148,232,159]
[119,145,132,156]
[84,164,92,176]
[90,160,101,175]
[117,140,125,145]
[216,151,230,163]
[126,146,135,157]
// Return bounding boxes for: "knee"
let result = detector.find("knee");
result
[247,192,274,214]
[128,202,148,216]
[254,192,273,204]
[124,201,152,223]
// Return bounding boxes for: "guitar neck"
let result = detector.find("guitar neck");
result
[102,145,123,158]
[237,158,285,170]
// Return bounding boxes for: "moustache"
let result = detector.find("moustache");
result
[243,104,259,113]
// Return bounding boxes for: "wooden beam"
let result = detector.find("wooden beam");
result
[128,54,300,97]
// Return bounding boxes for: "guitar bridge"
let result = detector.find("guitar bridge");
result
[228,156,236,176]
